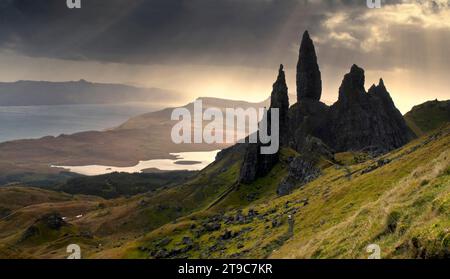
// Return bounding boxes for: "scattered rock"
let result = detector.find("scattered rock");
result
[155,237,172,247]
[221,230,233,240]
[153,248,170,259]
[361,158,392,174]
[42,213,66,230]
[296,198,309,206]
[204,222,221,232]
[182,237,193,246]
[247,209,259,218]
[272,218,283,228]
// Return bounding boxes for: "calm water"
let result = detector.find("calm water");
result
[0,103,159,143]
[52,150,221,175]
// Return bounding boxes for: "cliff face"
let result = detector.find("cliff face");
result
[239,30,415,184]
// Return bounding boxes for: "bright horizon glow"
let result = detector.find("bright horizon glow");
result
[0,53,445,114]
[0,0,448,114]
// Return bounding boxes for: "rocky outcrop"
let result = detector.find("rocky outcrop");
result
[239,142,277,184]
[41,213,66,230]
[239,30,415,188]
[298,135,333,159]
[297,31,322,101]
[277,155,321,196]
[326,65,415,154]
[19,213,67,242]
[277,136,330,196]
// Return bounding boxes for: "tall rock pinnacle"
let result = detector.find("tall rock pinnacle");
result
[270,64,289,143]
[239,65,287,184]
[239,31,416,187]
[297,30,322,102]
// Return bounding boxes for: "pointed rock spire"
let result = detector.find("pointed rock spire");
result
[239,65,287,184]
[368,77,393,105]
[368,78,388,96]
[297,30,322,102]
[270,64,289,143]
[273,64,287,91]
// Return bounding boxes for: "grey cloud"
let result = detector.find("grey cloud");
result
[0,0,448,74]
[0,0,382,65]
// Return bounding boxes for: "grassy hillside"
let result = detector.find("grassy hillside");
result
[405,99,450,136]
[0,145,244,258]
[55,171,197,199]
[1,125,448,259]
[116,125,450,259]
[0,187,103,258]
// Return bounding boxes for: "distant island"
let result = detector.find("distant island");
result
[0,79,179,106]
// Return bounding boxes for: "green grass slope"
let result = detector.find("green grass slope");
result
[0,145,244,259]
[405,99,450,136]
[1,124,449,259]
[117,125,450,259]
[56,171,197,199]
[0,187,103,258]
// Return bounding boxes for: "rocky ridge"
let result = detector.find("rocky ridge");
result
[239,31,416,188]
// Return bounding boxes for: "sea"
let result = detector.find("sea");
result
[51,150,221,175]
[0,103,159,143]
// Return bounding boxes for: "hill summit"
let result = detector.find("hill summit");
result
[240,31,416,185]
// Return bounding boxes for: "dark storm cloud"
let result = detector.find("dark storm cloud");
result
[0,0,447,72]
[0,0,381,65]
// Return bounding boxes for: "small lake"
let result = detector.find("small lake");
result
[0,103,159,143]
[51,150,221,176]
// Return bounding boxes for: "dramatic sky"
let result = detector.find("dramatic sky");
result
[0,0,449,113]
